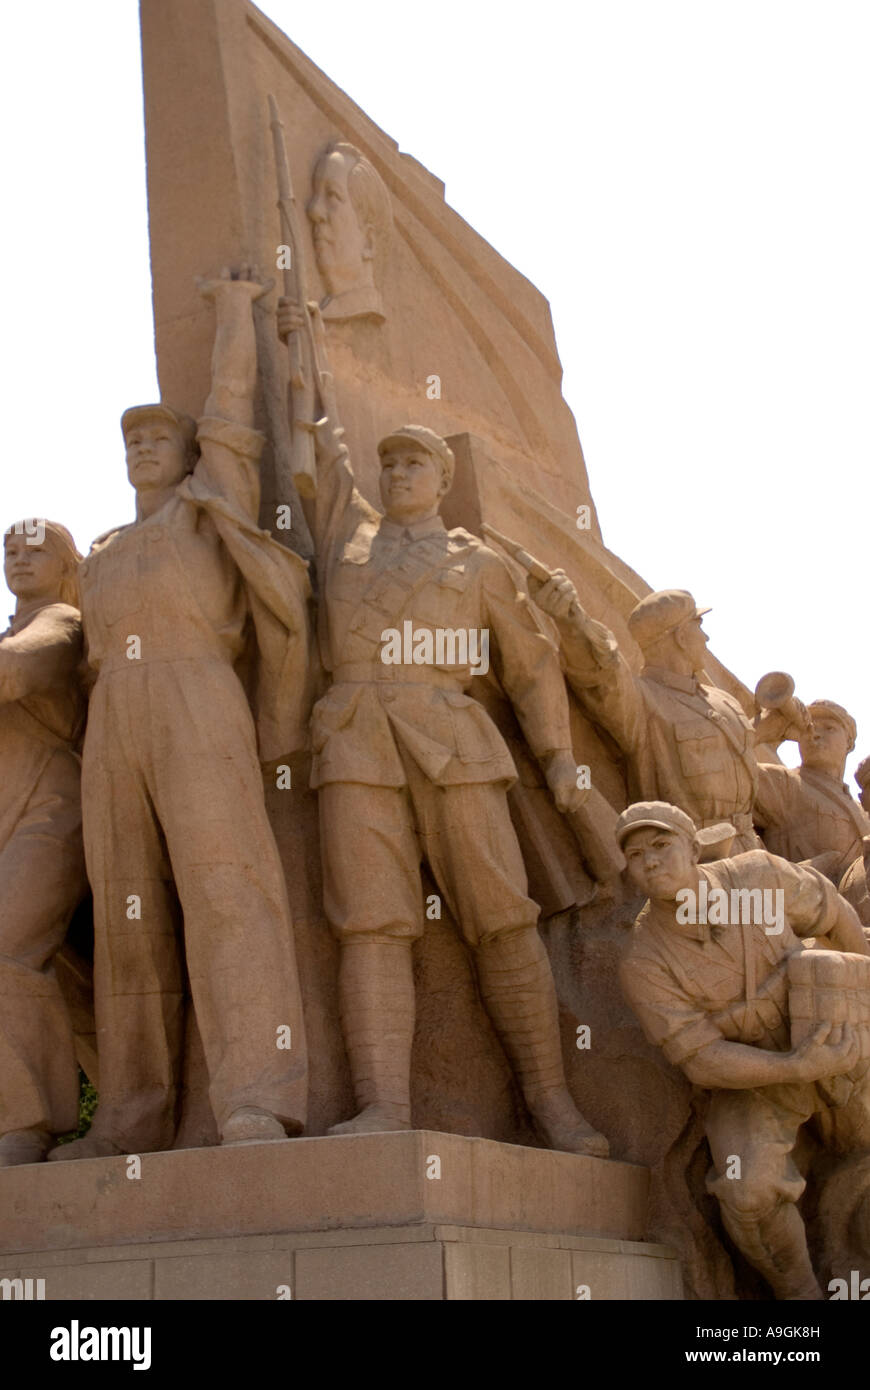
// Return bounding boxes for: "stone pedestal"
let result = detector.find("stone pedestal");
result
[0,1131,681,1300]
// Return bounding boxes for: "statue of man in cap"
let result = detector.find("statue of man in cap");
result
[52,269,312,1161]
[755,700,870,885]
[0,520,87,1167]
[616,800,869,1300]
[533,576,767,852]
[278,293,609,1155]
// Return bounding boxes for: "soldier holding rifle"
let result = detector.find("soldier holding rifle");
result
[274,287,609,1155]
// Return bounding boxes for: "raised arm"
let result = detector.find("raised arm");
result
[533,567,646,752]
[198,268,271,428]
[277,295,376,566]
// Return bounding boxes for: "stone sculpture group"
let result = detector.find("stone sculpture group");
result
[2,132,869,1305]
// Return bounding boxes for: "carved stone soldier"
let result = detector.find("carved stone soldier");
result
[617,801,870,1300]
[0,522,87,1166]
[52,271,311,1160]
[755,700,870,882]
[276,292,608,1155]
[534,577,764,851]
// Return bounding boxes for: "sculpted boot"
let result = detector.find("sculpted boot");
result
[0,1127,52,1167]
[329,939,415,1136]
[474,928,610,1158]
[720,1200,823,1300]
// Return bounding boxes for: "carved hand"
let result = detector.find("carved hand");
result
[533,568,581,625]
[543,749,587,815]
[197,265,273,303]
[754,700,811,747]
[277,295,307,342]
[308,415,347,467]
[788,1022,861,1083]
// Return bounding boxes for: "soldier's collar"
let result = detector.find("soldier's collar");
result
[379,515,447,542]
[645,898,709,943]
[798,764,851,798]
[643,665,700,695]
[644,869,730,943]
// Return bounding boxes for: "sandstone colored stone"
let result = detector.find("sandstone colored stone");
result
[0,1132,646,1256]
[443,1243,511,1301]
[509,1246,574,1301]
[570,1249,683,1301]
[17,1259,153,1302]
[154,1251,295,1301]
[295,1243,444,1301]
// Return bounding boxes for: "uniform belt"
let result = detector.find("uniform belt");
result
[332,662,466,690]
[700,811,754,834]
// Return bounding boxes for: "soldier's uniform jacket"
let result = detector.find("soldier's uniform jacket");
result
[561,625,758,846]
[619,851,842,1071]
[310,442,572,790]
[755,763,870,882]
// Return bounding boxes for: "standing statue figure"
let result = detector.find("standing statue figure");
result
[534,577,770,852]
[0,521,87,1167]
[278,297,609,1156]
[52,270,312,1161]
[617,800,870,1300]
[755,700,870,883]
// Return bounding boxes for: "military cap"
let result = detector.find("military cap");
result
[120,404,199,472]
[627,590,710,650]
[615,800,698,848]
[377,425,455,484]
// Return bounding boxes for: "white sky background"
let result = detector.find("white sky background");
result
[1,1,867,777]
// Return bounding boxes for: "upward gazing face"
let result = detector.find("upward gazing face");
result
[307,151,370,297]
[622,826,697,902]
[124,419,188,495]
[379,445,444,524]
[799,715,851,778]
[676,615,710,673]
[4,532,66,604]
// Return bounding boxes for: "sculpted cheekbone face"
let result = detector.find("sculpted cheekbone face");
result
[3,533,65,604]
[799,715,850,778]
[379,445,444,524]
[678,615,710,674]
[307,151,369,298]
[622,826,696,902]
[125,420,188,495]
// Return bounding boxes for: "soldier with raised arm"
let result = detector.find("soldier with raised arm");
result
[754,699,870,883]
[52,270,311,1161]
[534,574,768,851]
[0,522,87,1166]
[276,302,609,1157]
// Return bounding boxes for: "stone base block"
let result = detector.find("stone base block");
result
[0,1131,681,1300]
[0,1227,681,1301]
